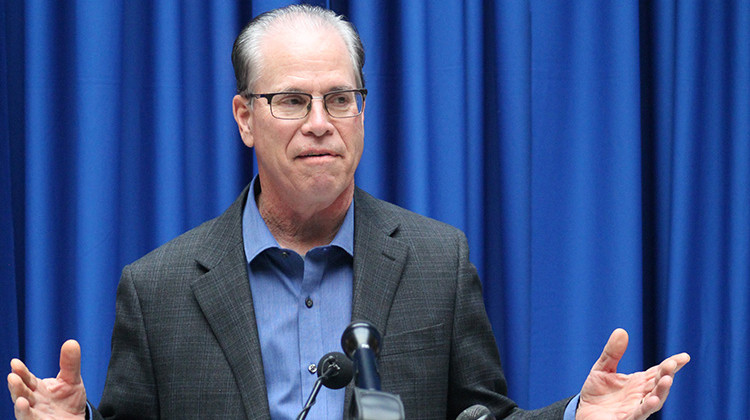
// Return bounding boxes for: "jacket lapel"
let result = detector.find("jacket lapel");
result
[344,188,409,412]
[350,189,408,330]
[189,186,271,420]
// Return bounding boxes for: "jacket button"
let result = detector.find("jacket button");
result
[305,297,313,308]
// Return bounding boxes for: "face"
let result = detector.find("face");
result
[232,24,364,213]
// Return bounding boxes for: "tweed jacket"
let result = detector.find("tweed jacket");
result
[93,185,570,419]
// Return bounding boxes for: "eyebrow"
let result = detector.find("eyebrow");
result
[272,85,355,94]
[328,85,355,92]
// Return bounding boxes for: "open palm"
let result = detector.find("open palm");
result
[8,340,87,420]
[576,329,690,420]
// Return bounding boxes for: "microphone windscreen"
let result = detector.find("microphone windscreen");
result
[456,404,495,420]
[341,321,382,357]
[318,351,354,390]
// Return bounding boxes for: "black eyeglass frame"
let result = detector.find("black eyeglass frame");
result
[245,89,368,120]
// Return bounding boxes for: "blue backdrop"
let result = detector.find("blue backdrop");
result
[2,1,749,419]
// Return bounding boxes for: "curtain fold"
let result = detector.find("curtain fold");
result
[2,1,24,417]
[1,4,21,418]
[3,1,749,418]
[643,1,750,418]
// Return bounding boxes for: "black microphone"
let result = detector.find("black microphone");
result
[456,405,496,420]
[318,351,354,389]
[341,321,405,420]
[341,321,382,390]
[296,352,354,420]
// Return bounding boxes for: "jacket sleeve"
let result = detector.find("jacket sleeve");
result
[448,233,571,420]
[93,265,160,419]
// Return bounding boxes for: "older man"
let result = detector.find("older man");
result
[8,5,689,420]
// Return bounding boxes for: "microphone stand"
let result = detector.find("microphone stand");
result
[297,352,352,420]
[297,364,338,420]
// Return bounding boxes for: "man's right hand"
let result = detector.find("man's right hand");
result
[7,340,88,419]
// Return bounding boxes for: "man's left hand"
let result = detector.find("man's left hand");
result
[576,328,690,420]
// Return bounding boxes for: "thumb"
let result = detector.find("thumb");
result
[592,328,629,373]
[58,339,82,385]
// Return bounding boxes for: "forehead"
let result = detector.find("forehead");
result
[256,22,356,91]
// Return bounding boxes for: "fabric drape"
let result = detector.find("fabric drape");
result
[3,1,748,419]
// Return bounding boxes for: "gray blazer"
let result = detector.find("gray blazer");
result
[94,186,570,419]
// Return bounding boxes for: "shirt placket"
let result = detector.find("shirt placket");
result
[297,247,327,418]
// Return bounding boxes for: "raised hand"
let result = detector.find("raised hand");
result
[7,340,87,420]
[576,329,690,420]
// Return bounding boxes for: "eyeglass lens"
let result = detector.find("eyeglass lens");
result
[270,91,364,119]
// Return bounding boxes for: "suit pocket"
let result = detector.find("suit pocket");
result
[377,322,452,417]
[378,322,445,358]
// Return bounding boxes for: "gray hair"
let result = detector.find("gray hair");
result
[231,4,365,95]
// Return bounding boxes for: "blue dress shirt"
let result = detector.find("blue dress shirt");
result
[241,177,578,419]
[242,177,353,420]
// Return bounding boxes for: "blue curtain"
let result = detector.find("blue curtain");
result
[2,1,23,417]
[3,1,749,419]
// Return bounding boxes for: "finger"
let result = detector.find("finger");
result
[14,396,32,420]
[654,372,674,399]
[58,340,82,385]
[8,373,36,406]
[648,358,676,397]
[656,352,689,382]
[10,359,38,390]
[667,352,691,373]
[592,328,629,373]
[8,373,22,403]
[641,352,689,384]
[642,373,675,416]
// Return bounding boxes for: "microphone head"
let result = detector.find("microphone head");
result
[341,321,381,358]
[317,352,354,390]
[456,404,495,420]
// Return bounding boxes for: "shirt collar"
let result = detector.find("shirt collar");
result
[242,175,354,263]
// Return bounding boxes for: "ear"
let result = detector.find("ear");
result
[232,94,254,148]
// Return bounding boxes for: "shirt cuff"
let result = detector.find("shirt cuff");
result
[563,394,580,420]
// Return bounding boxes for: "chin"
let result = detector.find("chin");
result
[304,178,352,202]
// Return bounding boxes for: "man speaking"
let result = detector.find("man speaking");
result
[8,5,689,419]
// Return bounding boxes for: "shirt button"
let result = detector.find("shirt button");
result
[305,297,313,308]
[308,364,317,374]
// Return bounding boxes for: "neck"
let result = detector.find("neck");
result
[256,184,353,256]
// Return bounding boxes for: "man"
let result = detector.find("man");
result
[8,5,689,419]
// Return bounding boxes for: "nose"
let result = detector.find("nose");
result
[302,97,333,137]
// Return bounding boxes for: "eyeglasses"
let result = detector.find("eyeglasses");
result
[246,89,367,120]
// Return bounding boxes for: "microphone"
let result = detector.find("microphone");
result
[296,352,354,420]
[318,351,354,389]
[341,321,382,390]
[456,405,496,420]
[342,321,405,420]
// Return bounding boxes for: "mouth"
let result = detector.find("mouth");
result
[301,152,332,157]
[297,150,340,160]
